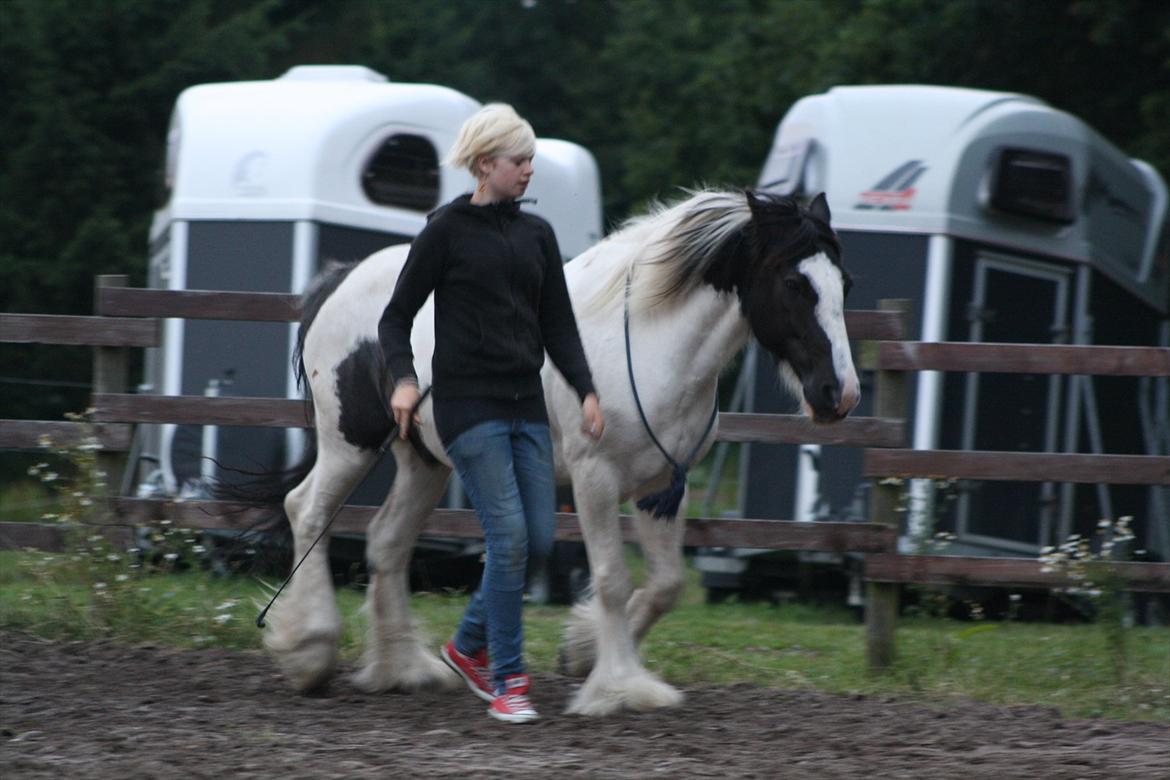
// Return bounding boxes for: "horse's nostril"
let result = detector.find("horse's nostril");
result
[821,383,840,407]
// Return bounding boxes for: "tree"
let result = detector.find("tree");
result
[0,0,305,442]
[817,0,1170,177]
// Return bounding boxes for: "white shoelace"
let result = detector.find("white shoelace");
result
[499,693,534,713]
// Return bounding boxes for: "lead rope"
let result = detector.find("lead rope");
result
[256,385,432,628]
[624,268,718,518]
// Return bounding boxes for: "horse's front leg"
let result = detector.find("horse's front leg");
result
[565,471,683,715]
[352,446,457,693]
[264,444,371,692]
[626,488,689,644]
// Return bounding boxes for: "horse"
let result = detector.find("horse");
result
[264,188,860,716]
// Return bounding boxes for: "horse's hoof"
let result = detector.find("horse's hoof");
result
[351,654,459,694]
[350,663,391,693]
[557,646,591,677]
[269,635,339,693]
[565,673,683,716]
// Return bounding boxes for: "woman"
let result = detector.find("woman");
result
[379,104,604,724]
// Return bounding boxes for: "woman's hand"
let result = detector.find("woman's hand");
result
[581,393,604,441]
[390,380,422,439]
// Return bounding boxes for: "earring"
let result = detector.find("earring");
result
[477,180,486,194]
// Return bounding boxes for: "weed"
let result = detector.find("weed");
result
[1040,517,1139,683]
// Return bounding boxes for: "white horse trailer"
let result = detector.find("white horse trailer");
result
[139,65,602,504]
[701,85,1169,601]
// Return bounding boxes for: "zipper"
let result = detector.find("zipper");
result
[497,210,522,354]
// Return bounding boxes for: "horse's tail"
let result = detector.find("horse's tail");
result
[205,437,316,576]
[294,260,362,401]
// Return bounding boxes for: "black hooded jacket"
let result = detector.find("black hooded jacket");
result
[378,194,596,437]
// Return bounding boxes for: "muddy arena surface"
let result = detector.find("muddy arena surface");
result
[2,631,1167,779]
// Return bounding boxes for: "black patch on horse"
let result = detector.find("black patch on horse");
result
[334,339,439,464]
[336,340,393,450]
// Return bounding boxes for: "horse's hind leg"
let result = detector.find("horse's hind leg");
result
[352,444,456,693]
[264,442,373,692]
[626,490,689,644]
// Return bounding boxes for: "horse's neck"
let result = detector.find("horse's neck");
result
[565,241,749,415]
[626,286,749,410]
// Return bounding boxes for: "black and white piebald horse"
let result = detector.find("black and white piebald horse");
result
[265,189,859,716]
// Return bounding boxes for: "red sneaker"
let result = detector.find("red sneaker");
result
[488,674,538,723]
[441,640,494,703]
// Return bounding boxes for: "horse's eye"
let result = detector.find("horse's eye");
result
[783,276,802,293]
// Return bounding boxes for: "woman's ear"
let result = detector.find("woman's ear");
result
[476,154,494,178]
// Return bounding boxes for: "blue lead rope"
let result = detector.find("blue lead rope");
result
[624,269,719,518]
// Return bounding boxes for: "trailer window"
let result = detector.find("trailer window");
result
[988,148,1075,224]
[362,134,439,211]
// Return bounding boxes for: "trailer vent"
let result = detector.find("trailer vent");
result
[362,134,440,211]
[988,147,1075,224]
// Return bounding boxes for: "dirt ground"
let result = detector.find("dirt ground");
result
[2,630,1167,779]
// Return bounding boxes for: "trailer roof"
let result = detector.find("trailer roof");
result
[761,85,1168,312]
[154,66,602,258]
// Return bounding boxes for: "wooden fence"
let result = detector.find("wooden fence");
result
[3,274,1169,673]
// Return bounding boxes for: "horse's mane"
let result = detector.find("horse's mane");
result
[585,189,752,314]
[583,189,834,315]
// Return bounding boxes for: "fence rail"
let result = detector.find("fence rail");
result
[0,420,132,450]
[875,340,1170,376]
[85,393,907,448]
[864,449,1170,485]
[1,313,160,348]
[94,498,898,553]
[97,286,300,322]
[864,553,1170,593]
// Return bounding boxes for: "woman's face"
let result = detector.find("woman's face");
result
[479,153,534,201]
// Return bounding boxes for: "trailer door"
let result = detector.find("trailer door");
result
[956,252,1070,551]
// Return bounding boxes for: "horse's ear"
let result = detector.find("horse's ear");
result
[745,188,767,216]
[807,192,831,224]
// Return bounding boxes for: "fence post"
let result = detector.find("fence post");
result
[93,274,129,494]
[865,298,911,673]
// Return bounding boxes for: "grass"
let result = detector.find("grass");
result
[2,547,1167,722]
[0,478,62,524]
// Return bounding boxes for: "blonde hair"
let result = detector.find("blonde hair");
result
[445,103,536,176]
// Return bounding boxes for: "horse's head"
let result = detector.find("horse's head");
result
[740,191,860,423]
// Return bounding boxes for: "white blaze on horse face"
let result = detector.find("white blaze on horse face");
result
[799,254,861,416]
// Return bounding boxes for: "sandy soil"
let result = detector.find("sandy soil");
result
[2,630,1167,779]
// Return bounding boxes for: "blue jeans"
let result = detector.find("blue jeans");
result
[446,419,555,692]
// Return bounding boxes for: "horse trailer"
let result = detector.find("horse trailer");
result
[699,85,1169,603]
[136,65,602,595]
